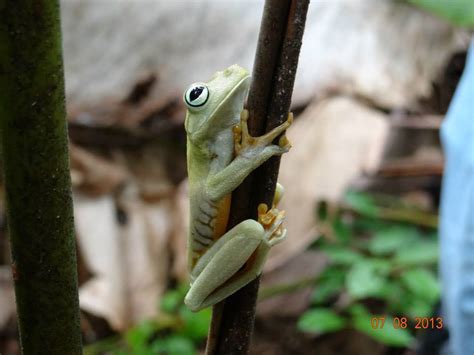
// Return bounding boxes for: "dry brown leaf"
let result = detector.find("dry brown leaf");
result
[74,194,127,330]
[267,96,390,270]
[61,1,467,111]
[70,144,128,196]
[114,145,179,203]
[74,184,179,330]
[118,189,173,326]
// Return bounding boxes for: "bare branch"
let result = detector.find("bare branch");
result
[206,1,310,354]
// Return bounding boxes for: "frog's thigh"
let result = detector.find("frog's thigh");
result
[185,220,264,311]
[195,242,270,310]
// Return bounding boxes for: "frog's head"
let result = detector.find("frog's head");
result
[184,65,250,144]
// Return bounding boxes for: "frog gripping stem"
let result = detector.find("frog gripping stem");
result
[206,1,311,354]
[233,109,293,156]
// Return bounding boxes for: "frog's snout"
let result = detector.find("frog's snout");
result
[223,64,248,78]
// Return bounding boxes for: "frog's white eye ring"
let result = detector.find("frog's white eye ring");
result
[184,83,209,110]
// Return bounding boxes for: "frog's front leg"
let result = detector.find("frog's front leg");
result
[184,205,286,312]
[207,110,292,201]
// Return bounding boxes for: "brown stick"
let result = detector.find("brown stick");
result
[205,1,310,353]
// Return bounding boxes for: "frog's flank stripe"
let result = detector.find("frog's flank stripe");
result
[196,217,213,229]
[193,231,213,247]
[209,218,216,228]
[192,236,208,247]
[200,200,218,216]
[195,224,213,239]
[198,205,214,220]
[193,222,214,242]
[198,212,211,224]
[193,239,208,249]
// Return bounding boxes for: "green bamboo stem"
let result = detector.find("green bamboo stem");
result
[0,1,82,353]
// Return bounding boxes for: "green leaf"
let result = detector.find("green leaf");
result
[332,217,352,243]
[367,226,420,255]
[125,320,155,350]
[407,0,474,27]
[353,216,388,233]
[321,245,363,265]
[393,241,438,266]
[311,273,345,305]
[151,335,196,355]
[179,307,212,341]
[400,268,440,304]
[346,260,391,299]
[351,312,414,347]
[380,282,434,318]
[399,294,434,318]
[348,303,371,317]
[344,191,379,217]
[380,281,416,312]
[298,308,346,334]
[319,266,347,281]
[375,281,405,304]
[161,289,184,313]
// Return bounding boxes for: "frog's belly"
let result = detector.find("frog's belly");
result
[191,194,231,265]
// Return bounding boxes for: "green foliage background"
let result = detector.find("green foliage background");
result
[297,191,440,348]
[408,0,474,27]
[84,284,211,355]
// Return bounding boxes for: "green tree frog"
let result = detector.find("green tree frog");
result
[183,64,292,311]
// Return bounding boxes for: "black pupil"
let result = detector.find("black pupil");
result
[189,86,204,102]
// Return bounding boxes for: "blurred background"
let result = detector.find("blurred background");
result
[0,1,472,354]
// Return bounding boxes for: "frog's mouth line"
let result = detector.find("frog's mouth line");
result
[191,74,250,143]
[207,74,250,124]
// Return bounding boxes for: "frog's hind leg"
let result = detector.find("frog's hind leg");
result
[185,206,287,311]
[185,219,265,312]
[189,243,270,311]
[190,206,287,310]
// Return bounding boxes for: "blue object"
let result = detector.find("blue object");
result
[439,39,474,355]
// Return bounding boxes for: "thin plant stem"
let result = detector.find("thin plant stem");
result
[205,1,311,353]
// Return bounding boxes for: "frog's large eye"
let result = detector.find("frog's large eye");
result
[184,83,209,110]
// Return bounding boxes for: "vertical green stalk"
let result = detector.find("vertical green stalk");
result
[0,1,82,354]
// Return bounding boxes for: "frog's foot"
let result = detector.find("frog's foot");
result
[233,110,293,155]
[258,203,287,246]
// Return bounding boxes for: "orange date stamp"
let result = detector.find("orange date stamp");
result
[371,316,443,330]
